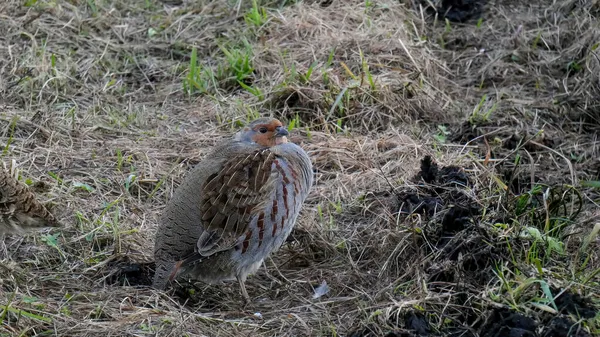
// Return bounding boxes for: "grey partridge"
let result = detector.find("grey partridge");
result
[153,117,313,302]
[0,165,59,235]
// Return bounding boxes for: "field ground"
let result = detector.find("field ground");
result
[1,0,599,336]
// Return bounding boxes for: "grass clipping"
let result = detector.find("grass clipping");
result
[0,0,599,336]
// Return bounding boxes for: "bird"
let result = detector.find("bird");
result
[152,117,313,302]
[0,162,60,235]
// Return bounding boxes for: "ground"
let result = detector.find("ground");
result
[0,0,599,336]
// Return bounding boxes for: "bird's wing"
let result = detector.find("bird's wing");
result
[0,168,59,235]
[195,148,280,256]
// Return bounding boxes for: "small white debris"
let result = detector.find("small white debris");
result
[253,312,263,319]
[312,280,329,299]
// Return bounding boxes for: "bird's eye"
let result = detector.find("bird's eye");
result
[259,127,268,133]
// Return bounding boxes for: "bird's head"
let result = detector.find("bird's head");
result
[235,117,289,147]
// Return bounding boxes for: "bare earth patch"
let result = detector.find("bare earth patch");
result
[0,0,599,336]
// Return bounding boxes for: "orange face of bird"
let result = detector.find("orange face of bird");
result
[250,119,289,147]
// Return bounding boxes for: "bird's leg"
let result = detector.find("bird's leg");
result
[237,275,250,304]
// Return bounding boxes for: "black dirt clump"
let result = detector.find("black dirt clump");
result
[478,307,592,337]
[543,316,591,337]
[480,308,537,337]
[416,0,486,23]
[552,288,597,318]
[399,155,477,221]
[416,154,471,187]
[105,262,155,287]
[438,0,486,22]
[418,155,438,184]
[395,156,499,286]
[403,311,431,336]
[360,155,596,337]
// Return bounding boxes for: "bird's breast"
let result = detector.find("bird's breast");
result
[231,155,307,264]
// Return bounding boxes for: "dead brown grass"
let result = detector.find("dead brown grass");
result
[1,0,599,336]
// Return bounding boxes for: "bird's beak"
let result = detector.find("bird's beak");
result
[275,126,289,137]
[274,126,289,145]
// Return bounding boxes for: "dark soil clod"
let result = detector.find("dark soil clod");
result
[418,0,486,23]
[439,0,486,22]
[543,317,591,337]
[418,155,438,184]
[552,288,597,319]
[480,308,537,337]
[403,311,431,336]
[105,262,155,287]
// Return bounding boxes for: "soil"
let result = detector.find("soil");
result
[0,0,598,335]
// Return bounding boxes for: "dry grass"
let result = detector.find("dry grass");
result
[1,0,599,336]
